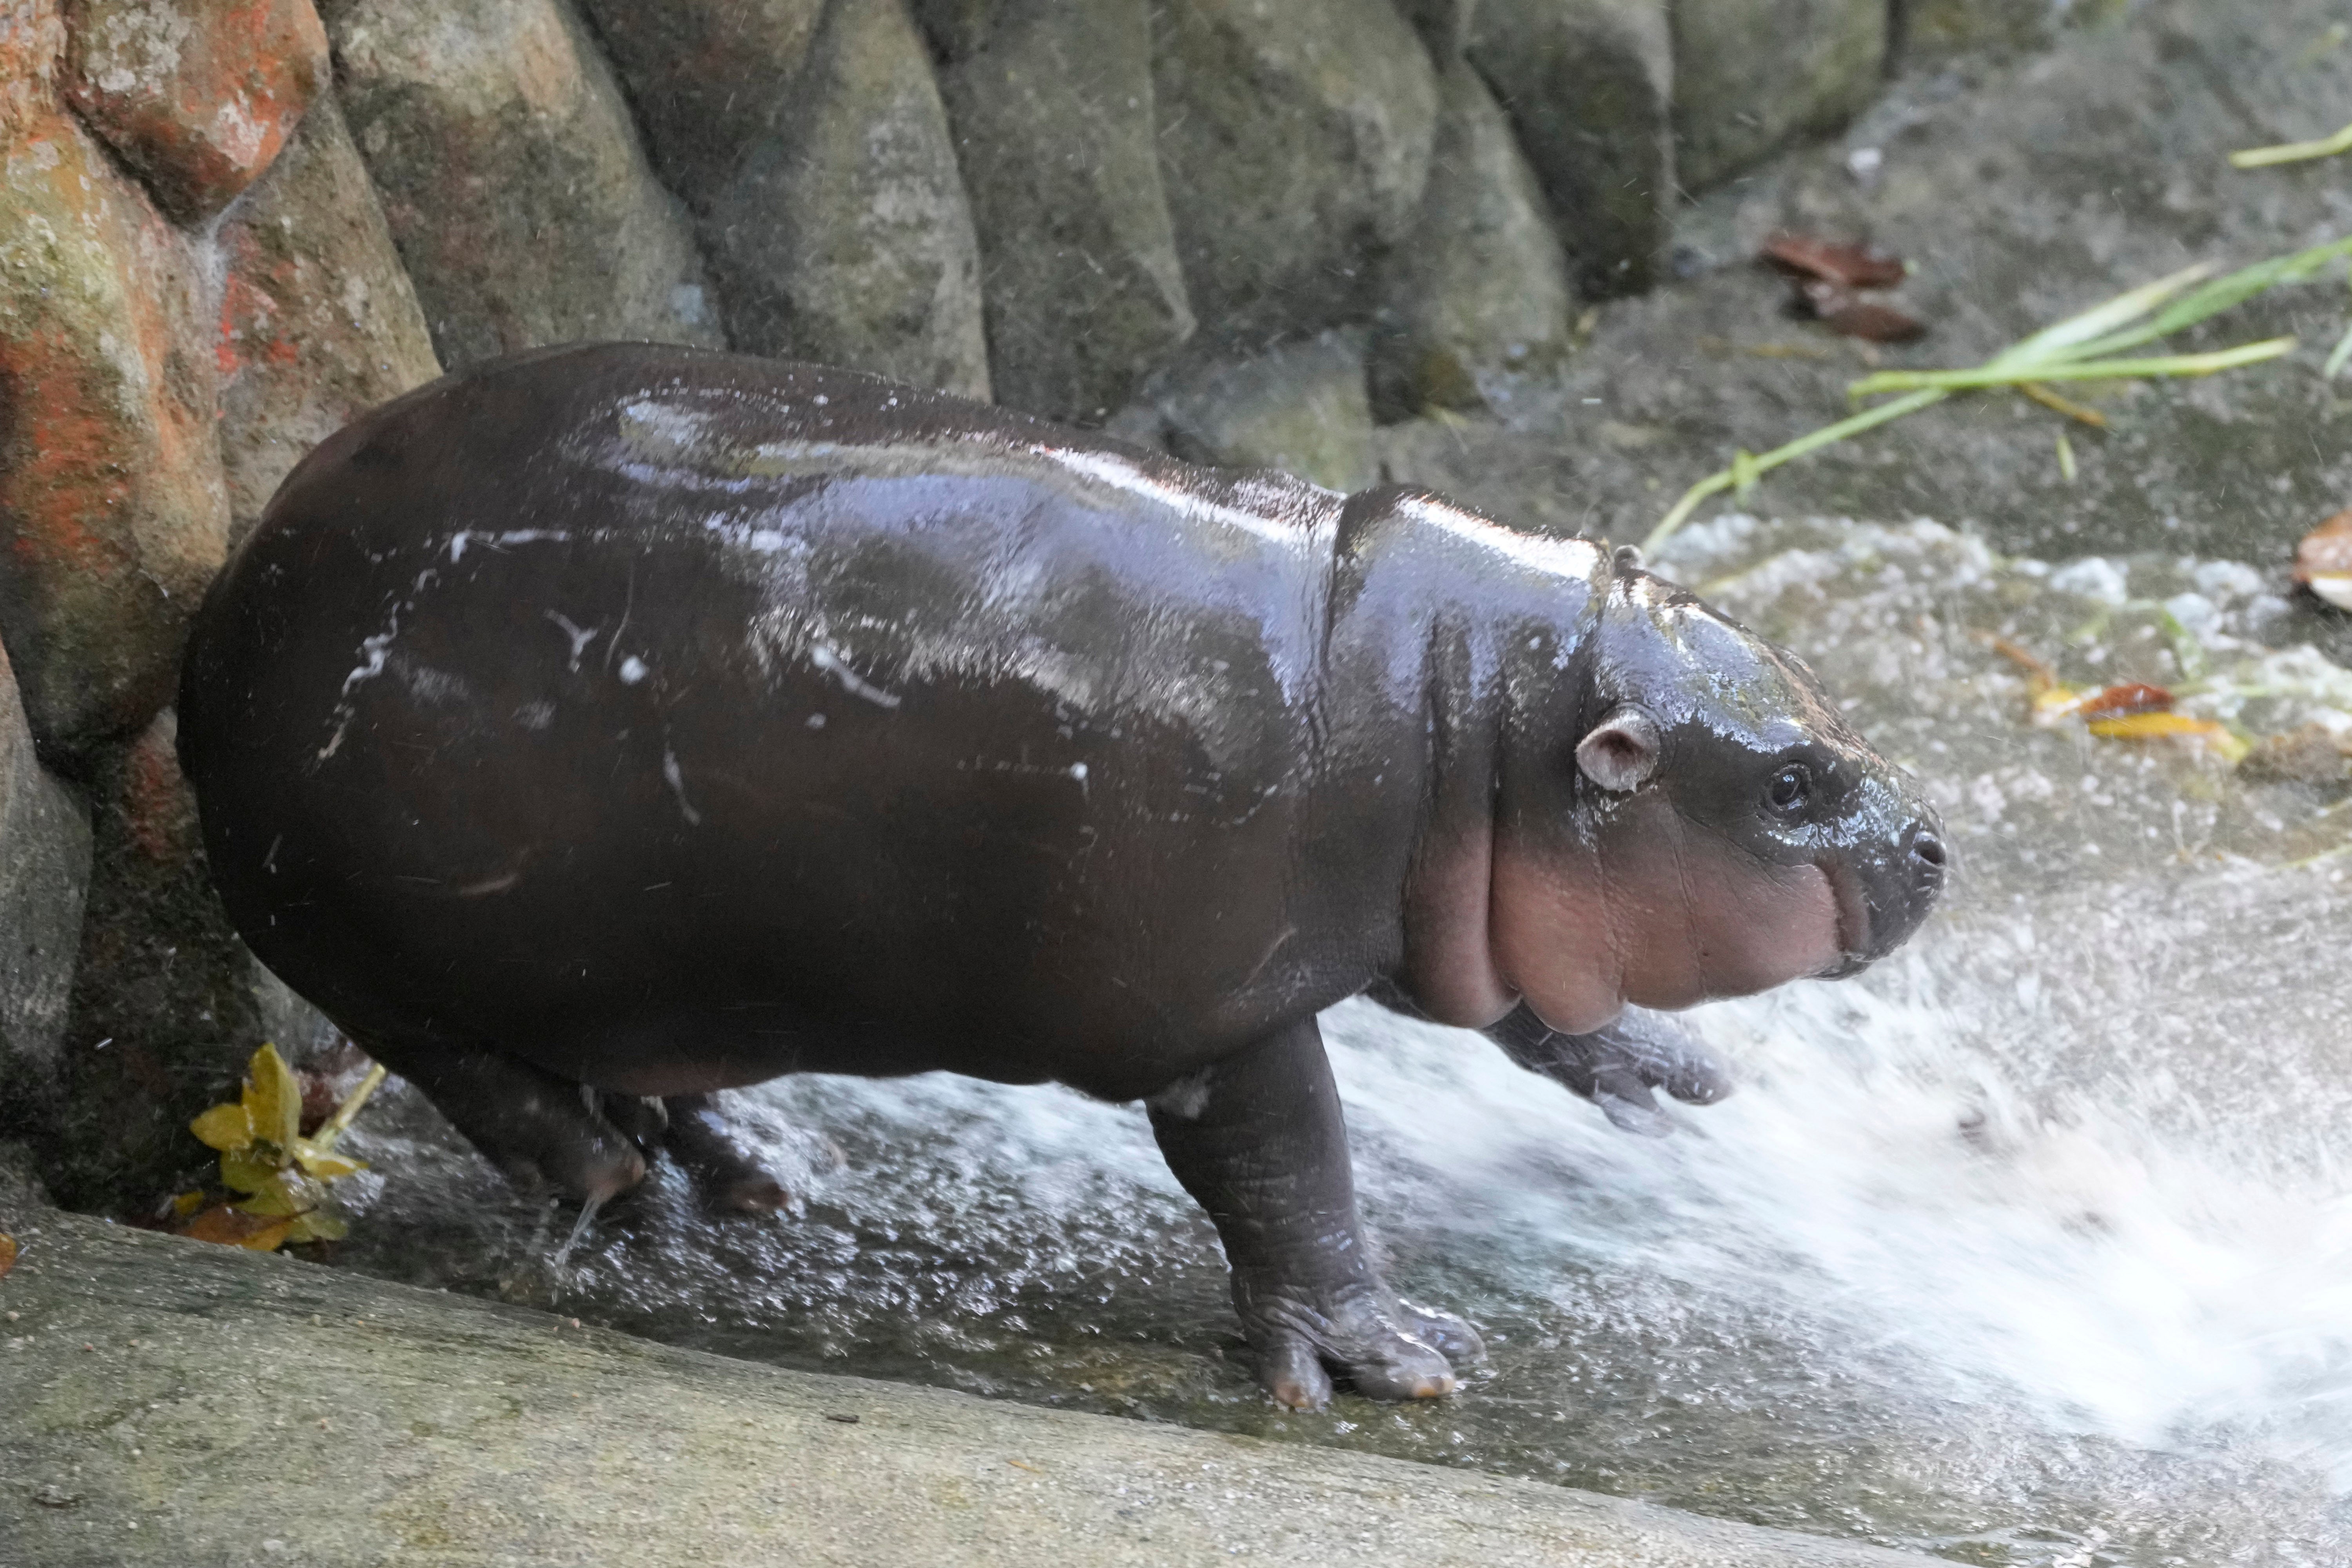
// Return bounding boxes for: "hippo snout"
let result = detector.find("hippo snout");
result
[1819,811,1946,979]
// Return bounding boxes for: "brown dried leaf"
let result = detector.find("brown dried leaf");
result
[179,1205,293,1251]
[1819,298,1927,344]
[0,1233,16,1279]
[1761,233,1908,289]
[2078,683,2175,721]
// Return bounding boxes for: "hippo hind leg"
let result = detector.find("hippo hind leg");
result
[662,1092,792,1212]
[1147,1017,1482,1410]
[352,1030,650,1203]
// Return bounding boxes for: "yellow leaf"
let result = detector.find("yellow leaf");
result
[2087,711,2252,762]
[240,1219,294,1252]
[292,1140,365,1181]
[283,1209,348,1245]
[180,1205,291,1251]
[2030,685,2088,724]
[170,1190,207,1219]
[236,1170,326,1218]
[220,1145,285,1195]
[189,1101,254,1152]
[299,1142,367,1175]
[242,1043,302,1152]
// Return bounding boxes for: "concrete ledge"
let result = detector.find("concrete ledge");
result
[0,1213,1929,1567]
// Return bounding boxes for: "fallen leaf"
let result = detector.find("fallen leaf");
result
[244,1043,302,1152]
[178,1205,294,1252]
[1817,297,1927,344]
[2295,509,2352,610]
[189,1101,253,1153]
[2078,683,2175,720]
[2085,711,2251,762]
[1762,233,1907,289]
[0,1233,16,1279]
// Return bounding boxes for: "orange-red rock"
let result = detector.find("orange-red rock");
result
[215,95,439,540]
[61,0,328,226]
[0,14,228,762]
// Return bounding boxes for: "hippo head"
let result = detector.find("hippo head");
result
[1487,556,1944,1034]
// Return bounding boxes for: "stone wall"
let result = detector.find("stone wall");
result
[0,0,1946,1209]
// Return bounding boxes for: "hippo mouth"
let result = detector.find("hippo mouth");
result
[1813,857,1874,979]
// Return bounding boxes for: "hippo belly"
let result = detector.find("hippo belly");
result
[181,347,1384,1102]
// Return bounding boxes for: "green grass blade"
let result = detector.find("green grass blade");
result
[2231,122,2352,168]
[1851,337,2297,396]
[1987,263,2214,368]
[2325,319,2352,379]
[1644,389,1947,553]
[2057,236,2352,360]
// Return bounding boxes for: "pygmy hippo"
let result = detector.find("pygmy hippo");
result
[178,343,1944,1410]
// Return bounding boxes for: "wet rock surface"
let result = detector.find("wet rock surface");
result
[929,0,1194,421]
[1150,0,1439,344]
[325,0,723,368]
[690,0,989,397]
[1468,0,1674,298]
[0,634,89,1125]
[47,713,274,1212]
[0,1214,1934,1568]
[1370,56,1575,416]
[0,5,225,765]
[214,94,440,543]
[1670,0,1888,191]
[1132,333,1380,492]
[62,0,329,225]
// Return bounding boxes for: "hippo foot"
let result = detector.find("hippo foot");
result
[1244,1284,1484,1410]
[356,1036,652,1204]
[1485,1004,1732,1136]
[662,1092,792,1212]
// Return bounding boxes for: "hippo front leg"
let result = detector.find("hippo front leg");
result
[1485,1004,1731,1135]
[1147,1017,1481,1410]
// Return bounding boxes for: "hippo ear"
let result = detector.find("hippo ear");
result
[1577,707,1660,792]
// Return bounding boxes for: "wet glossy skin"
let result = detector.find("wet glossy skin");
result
[179,342,1944,1409]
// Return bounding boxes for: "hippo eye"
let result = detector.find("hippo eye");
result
[1766,764,1812,815]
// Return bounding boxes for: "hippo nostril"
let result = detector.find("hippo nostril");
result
[1910,828,1946,872]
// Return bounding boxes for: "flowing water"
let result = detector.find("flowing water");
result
[325,514,2352,1566]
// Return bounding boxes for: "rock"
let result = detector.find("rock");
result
[1395,0,1479,57]
[1891,0,2060,66]
[47,713,266,1212]
[0,1214,1939,1568]
[60,0,329,225]
[0,633,91,1136]
[1140,334,1378,493]
[1670,0,1888,192]
[1468,0,1673,298]
[0,3,228,765]
[570,0,824,202]
[701,0,990,396]
[588,0,989,398]
[926,0,1193,420]
[214,94,441,542]
[1370,58,1573,417]
[1149,0,1439,343]
[326,0,723,369]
